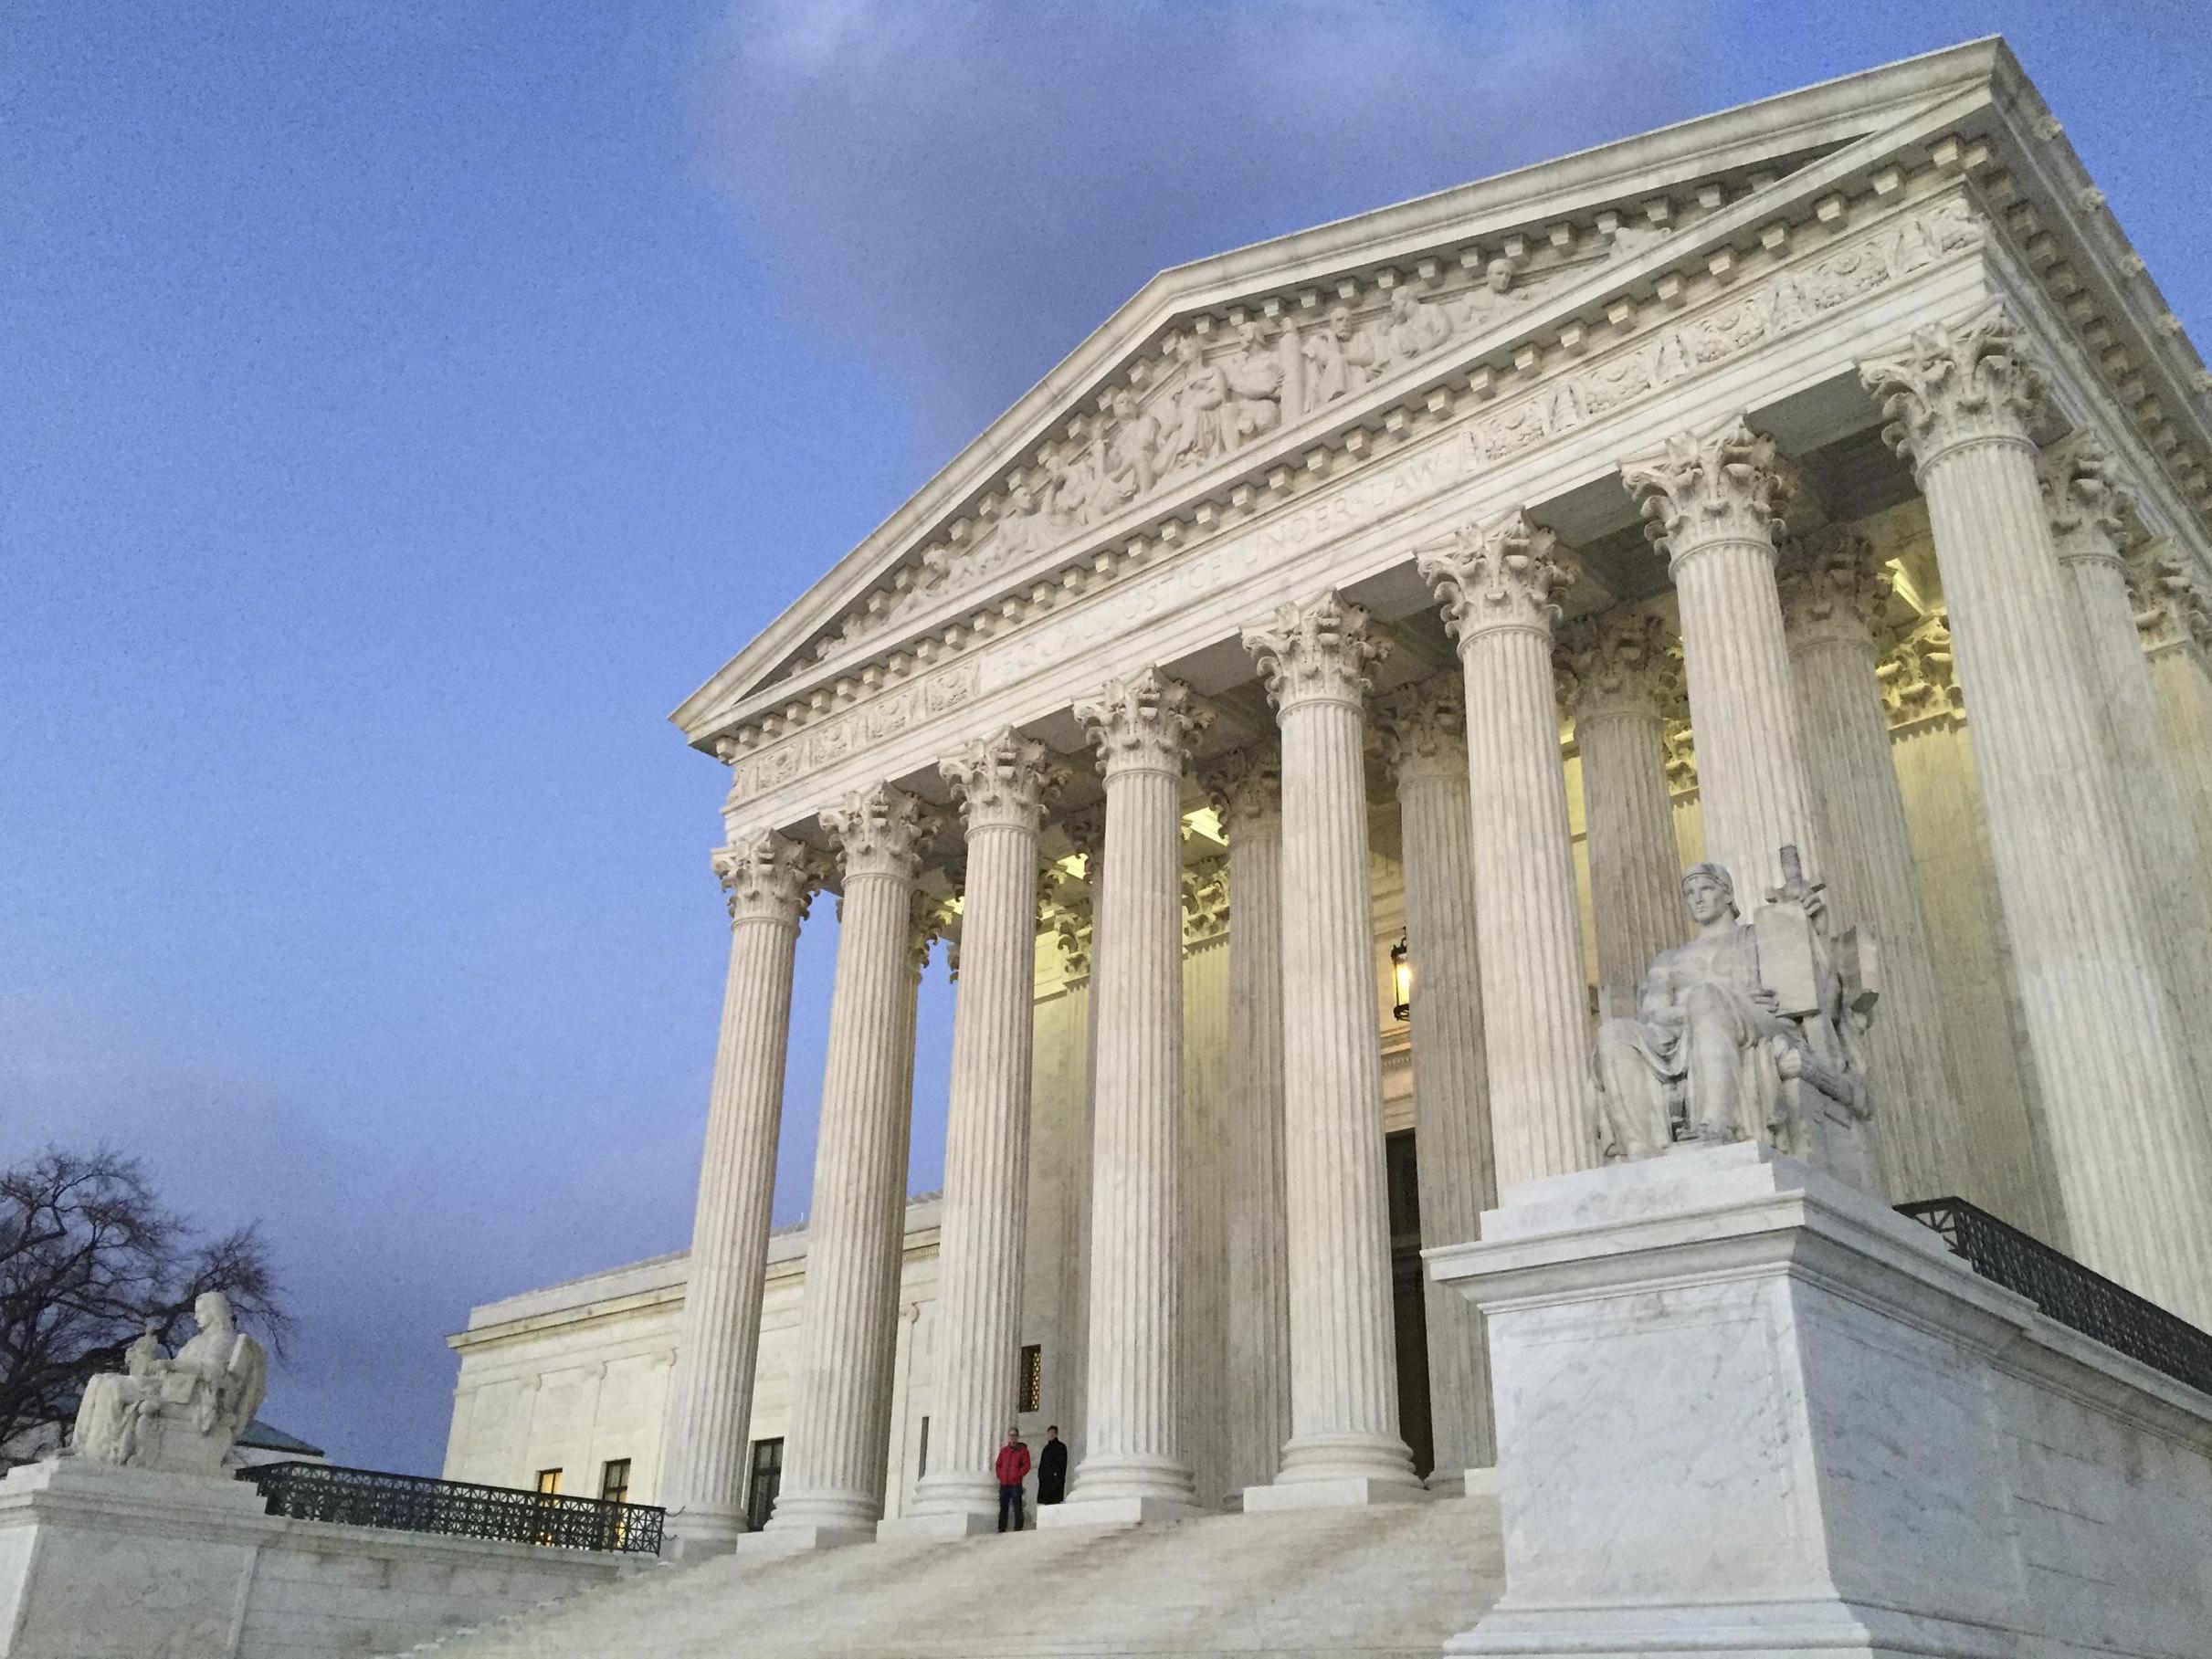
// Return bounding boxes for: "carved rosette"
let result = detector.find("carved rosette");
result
[2128,541,2212,656]
[1876,614,1965,730]
[711,830,821,927]
[2038,434,2133,572]
[1417,510,1579,646]
[1776,527,1894,652]
[940,727,1067,835]
[1074,666,1212,779]
[1860,302,2049,473]
[1203,742,1282,837]
[1240,590,1391,711]
[1374,674,1469,790]
[1622,417,1796,569]
[1554,610,1680,724]
[818,782,938,883]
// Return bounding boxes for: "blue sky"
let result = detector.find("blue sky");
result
[5,1,2207,1475]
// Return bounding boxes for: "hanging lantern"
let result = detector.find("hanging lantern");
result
[1391,932,1412,1024]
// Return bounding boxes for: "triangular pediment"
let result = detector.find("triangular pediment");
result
[673,36,2208,751]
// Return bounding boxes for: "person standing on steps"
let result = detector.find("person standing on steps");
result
[1035,1424,1068,1508]
[995,1426,1032,1533]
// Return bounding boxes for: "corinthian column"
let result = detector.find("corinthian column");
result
[2130,541,2212,881]
[1204,746,1292,1501]
[1558,611,1684,1018]
[1863,307,2212,1325]
[1623,419,1822,899]
[1043,668,1210,1527]
[1376,677,1497,1487]
[1237,594,1420,1509]
[2043,439,2212,1045]
[1777,528,1968,1202]
[662,832,817,1554]
[1419,513,1595,1192]
[887,731,1064,1538]
[754,783,937,1550]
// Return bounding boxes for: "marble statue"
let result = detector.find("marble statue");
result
[1592,852,1880,1187]
[71,1291,269,1477]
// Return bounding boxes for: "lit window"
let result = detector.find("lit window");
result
[744,1438,784,1532]
[534,1467,563,1495]
[599,1459,630,1506]
[1019,1344,1043,1413]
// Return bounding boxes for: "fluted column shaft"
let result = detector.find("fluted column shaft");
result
[1865,311,2212,1325]
[1240,595,1418,1506]
[764,786,933,1541]
[902,734,1062,1526]
[1048,669,1208,1522]
[1421,515,1595,1192]
[662,834,816,1551]
[1779,538,1969,1201]
[1625,420,1820,899]
[2045,448,2212,1067]
[1381,680,1497,1483]
[1562,614,1684,1017]
[1209,751,1292,1499]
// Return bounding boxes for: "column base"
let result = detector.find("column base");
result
[733,1523,876,1558]
[1035,1493,1201,1530]
[875,1508,999,1542]
[662,1508,745,1559]
[1422,1467,1467,1498]
[1445,1596,2013,1658]
[1243,1475,1429,1513]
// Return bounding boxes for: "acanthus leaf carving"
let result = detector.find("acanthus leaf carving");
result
[712,829,822,926]
[1374,673,1469,789]
[2038,432,2133,570]
[2127,540,2212,656]
[1203,742,1282,836]
[1417,510,1578,645]
[1777,527,1895,651]
[819,782,939,883]
[1075,667,1211,778]
[1622,416,1796,562]
[1860,299,2048,471]
[940,727,1067,834]
[1556,610,1681,722]
[1240,590,1390,710]
[1876,613,1965,730]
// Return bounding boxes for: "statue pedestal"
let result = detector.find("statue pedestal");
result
[0,1457,275,1658]
[1427,1143,2212,1659]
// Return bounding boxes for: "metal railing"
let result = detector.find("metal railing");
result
[1897,1197,2212,1397]
[238,1461,665,1555]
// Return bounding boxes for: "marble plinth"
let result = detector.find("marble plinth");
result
[1034,1493,1201,1530]
[732,1521,877,1558]
[1240,1473,1428,1513]
[1429,1143,2212,1659]
[875,1507,999,1541]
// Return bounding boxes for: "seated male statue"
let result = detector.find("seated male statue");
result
[71,1289,269,1477]
[1593,853,1880,1186]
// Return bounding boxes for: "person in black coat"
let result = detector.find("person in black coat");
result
[1035,1424,1069,1506]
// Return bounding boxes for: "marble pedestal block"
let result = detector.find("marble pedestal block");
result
[1428,1143,2212,1659]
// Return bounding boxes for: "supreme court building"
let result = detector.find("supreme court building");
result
[442,37,2212,1583]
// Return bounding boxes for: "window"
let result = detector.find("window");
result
[599,1459,630,1506]
[535,1467,563,1495]
[744,1438,784,1533]
[1018,1344,1043,1413]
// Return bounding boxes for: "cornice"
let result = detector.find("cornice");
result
[676,45,2013,746]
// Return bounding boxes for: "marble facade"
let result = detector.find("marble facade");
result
[458,44,2212,1605]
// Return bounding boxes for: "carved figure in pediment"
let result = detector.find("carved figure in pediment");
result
[995,477,1070,561]
[1217,318,1291,444]
[1381,286,1452,364]
[1449,257,1526,334]
[1592,853,1880,1189]
[1085,388,1163,517]
[1304,302,1384,404]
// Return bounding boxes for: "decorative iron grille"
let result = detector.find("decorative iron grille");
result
[1897,1197,2212,1397]
[238,1460,665,1555]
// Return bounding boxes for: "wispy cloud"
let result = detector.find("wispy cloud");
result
[694,0,1721,457]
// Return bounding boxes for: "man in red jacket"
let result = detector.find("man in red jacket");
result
[994,1427,1031,1533]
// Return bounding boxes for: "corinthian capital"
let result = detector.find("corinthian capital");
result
[1621,417,1796,566]
[819,782,938,882]
[1374,674,1468,790]
[1417,510,1578,646]
[1876,614,1964,730]
[1777,527,1894,652]
[1555,610,1680,723]
[2128,541,2212,656]
[1860,302,2048,471]
[712,830,821,926]
[940,728,1067,835]
[1202,742,1281,836]
[1075,667,1212,779]
[1241,590,1391,711]
[2038,433,2133,571]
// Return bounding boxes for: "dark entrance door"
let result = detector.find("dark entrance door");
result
[1385,1129,1435,1479]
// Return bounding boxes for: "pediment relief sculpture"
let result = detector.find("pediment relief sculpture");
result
[1591,851,1880,1190]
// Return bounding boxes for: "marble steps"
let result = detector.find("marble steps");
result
[401,1492,1503,1657]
